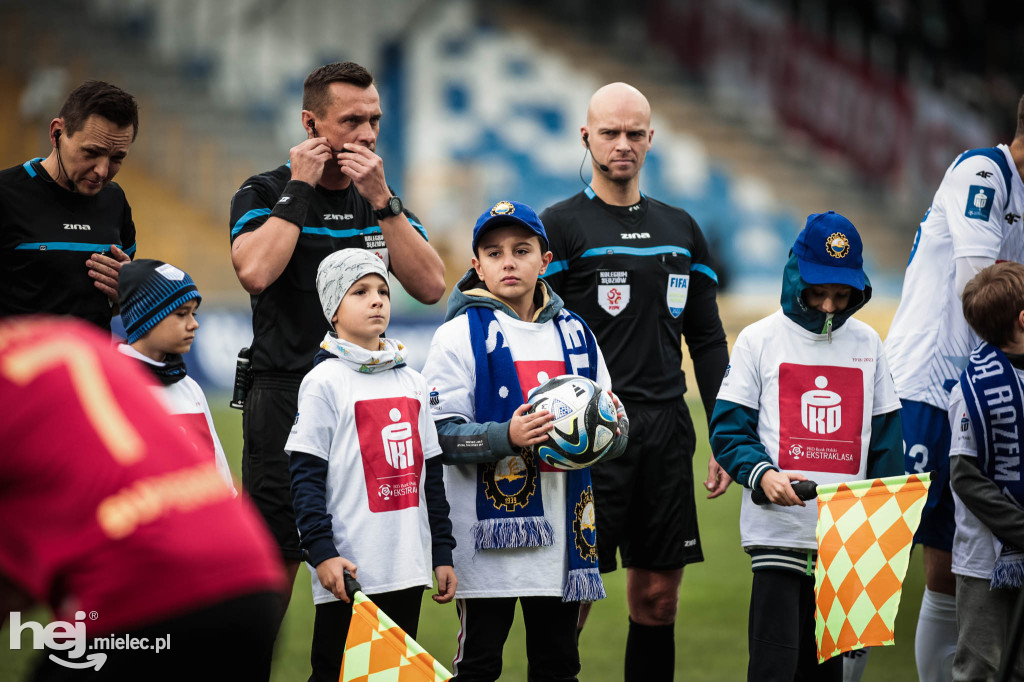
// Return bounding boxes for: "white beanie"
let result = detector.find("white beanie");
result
[316,249,389,322]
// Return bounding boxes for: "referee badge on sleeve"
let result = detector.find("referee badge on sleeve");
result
[666,274,689,318]
[597,271,630,316]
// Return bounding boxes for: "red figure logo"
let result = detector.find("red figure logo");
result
[778,364,863,474]
[354,397,423,512]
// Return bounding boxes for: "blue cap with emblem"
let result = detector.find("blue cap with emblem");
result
[792,210,865,290]
[472,200,549,253]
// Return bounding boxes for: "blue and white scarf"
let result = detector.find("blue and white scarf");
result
[467,306,605,602]
[960,342,1024,589]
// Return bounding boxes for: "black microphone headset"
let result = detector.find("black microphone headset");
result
[578,131,610,188]
[52,129,76,193]
[583,132,609,172]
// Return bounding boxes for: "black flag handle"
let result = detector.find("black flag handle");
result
[751,480,818,505]
[343,570,362,601]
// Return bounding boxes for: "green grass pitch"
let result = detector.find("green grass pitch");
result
[0,399,923,680]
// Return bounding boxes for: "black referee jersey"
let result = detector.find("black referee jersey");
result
[0,158,136,329]
[229,164,428,375]
[540,189,727,412]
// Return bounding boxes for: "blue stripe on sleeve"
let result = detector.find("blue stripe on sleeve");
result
[407,218,429,241]
[231,208,272,237]
[691,263,718,283]
[124,242,137,256]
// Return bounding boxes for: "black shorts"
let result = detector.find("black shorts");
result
[242,373,304,561]
[590,397,703,573]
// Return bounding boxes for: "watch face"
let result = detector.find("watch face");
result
[388,196,403,215]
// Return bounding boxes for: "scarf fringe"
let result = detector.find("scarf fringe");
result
[563,567,606,602]
[471,517,555,550]
[991,547,1024,589]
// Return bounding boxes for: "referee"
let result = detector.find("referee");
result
[540,82,730,680]
[0,81,139,328]
[228,62,445,630]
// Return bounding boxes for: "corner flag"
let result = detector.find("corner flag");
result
[340,590,453,682]
[813,473,931,663]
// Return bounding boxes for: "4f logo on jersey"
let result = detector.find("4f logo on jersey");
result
[976,170,993,179]
[666,274,689,318]
[965,185,995,221]
[597,271,630,316]
[1007,213,1021,225]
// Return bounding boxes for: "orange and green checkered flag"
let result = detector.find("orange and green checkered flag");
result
[340,589,453,682]
[814,473,931,663]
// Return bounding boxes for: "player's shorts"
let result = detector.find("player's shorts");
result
[589,397,703,573]
[901,399,954,551]
[242,373,304,561]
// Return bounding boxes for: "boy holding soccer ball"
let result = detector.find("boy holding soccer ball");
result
[709,211,903,681]
[422,200,626,681]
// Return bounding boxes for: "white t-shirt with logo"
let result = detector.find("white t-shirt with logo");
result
[285,360,442,603]
[422,310,611,598]
[886,144,1024,409]
[717,310,901,550]
[117,344,235,491]
[946,370,1024,579]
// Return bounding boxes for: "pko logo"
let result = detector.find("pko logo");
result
[8,611,106,670]
[800,376,842,434]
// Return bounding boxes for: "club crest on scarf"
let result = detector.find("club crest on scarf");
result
[483,451,538,512]
[466,305,606,601]
[573,486,598,563]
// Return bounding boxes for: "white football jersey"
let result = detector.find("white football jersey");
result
[886,144,1024,409]
[285,361,442,603]
[717,311,901,550]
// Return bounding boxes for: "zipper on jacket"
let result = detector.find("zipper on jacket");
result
[821,313,834,342]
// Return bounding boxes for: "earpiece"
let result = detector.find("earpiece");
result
[582,132,609,172]
[308,120,318,137]
[53,128,75,192]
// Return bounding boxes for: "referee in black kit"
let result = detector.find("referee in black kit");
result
[0,81,139,328]
[540,82,730,681]
[228,62,445,631]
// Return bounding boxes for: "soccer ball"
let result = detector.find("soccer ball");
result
[526,375,619,470]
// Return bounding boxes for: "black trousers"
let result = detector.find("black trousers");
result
[310,586,424,682]
[242,374,304,561]
[748,570,842,682]
[453,596,580,682]
[30,590,281,682]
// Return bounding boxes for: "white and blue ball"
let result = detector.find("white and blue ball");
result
[526,375,619,470]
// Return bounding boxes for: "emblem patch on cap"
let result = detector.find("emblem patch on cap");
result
[490,200,515,216]
[826,233,850,259]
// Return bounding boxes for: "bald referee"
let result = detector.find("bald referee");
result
[540,83,730,680]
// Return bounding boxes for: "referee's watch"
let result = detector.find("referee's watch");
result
[373,195,403,221]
